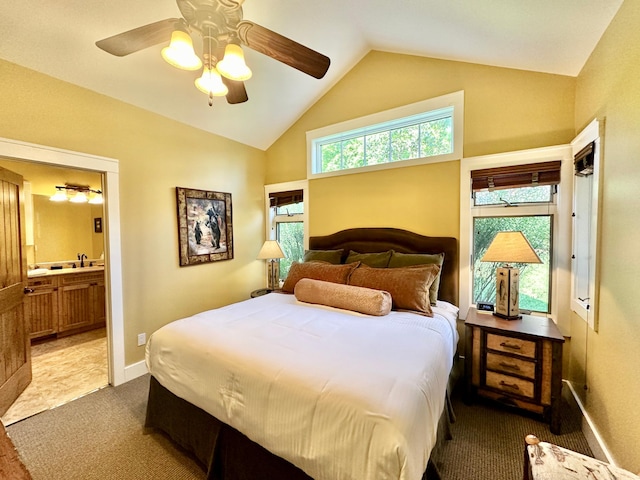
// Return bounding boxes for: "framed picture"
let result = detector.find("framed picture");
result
[176,187,233,266]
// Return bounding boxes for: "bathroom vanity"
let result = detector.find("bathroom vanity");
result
[26,266,105,341]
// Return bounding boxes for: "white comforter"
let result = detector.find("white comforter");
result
[146,293,458,480]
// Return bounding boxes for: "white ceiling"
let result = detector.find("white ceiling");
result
[0,0,623,151]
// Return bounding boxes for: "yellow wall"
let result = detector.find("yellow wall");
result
[571,0,640,471]
[0,59,267,365]
[267,51,575,238]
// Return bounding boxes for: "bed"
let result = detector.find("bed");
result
[145,227,459,480]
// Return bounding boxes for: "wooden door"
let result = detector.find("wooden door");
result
[0,167,31,416]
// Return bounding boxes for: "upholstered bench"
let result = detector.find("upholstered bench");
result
[523,435,640,480]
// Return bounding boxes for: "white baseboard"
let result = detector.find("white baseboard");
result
[564,380,616,466]
[123,360,148,383]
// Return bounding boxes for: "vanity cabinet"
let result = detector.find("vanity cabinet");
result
[26,269,106,341]
[25,276,58,339]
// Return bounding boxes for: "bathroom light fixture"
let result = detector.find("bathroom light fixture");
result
[50,184,103,204]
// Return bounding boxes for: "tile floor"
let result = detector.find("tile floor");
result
[1,328,108,426]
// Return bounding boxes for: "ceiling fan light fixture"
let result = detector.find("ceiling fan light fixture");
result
[161,29,202,71]
[195,67,229,96]
[216,43,252,81]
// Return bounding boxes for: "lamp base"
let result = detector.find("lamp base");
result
[495,266,520,320]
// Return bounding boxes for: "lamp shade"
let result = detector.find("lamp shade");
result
[216,43,252,81]
[50,189,68,202]
[257,240,285,260]
[195,67,229,96]
[481,231,542,264]
[161,30,202,71]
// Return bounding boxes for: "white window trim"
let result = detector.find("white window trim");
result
[306,90,464,179]
[264,180,309,249]
[460,145,573,332]
[570,118,604,331]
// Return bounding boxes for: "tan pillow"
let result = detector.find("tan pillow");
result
[281,261,359,293]
[388,252,445,305]
[294,278,392,316]
[348,264,441,316]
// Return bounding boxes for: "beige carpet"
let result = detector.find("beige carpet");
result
[7,373,594,480]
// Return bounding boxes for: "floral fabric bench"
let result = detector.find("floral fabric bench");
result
[523,435,639,480]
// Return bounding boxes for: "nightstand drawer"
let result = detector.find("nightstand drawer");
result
[487,333,536,358]
[486,352,536,379]
[486,371,535,399]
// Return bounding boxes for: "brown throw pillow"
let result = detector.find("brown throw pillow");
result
[282,261,359,293]
[388,252,445,305]
[348,264,441,316]
[294,278,392,316]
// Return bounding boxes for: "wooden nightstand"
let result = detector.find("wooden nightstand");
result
[464,307,565,434]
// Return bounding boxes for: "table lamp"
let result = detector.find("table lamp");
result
[257,240,285,291]
[480,231,542,319]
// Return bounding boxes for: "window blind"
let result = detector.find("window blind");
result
[574,142,595,177]
[269,189,303,208]
[471,161,561,192]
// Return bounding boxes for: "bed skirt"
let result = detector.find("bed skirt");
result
[144,375,453,480]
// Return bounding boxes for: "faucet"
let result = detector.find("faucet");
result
[78,253,87,268]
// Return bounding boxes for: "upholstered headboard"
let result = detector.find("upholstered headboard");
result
[309,228,459,306]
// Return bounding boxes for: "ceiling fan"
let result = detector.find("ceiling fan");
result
[96,0,331,105]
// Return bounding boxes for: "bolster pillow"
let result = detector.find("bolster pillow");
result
[294,278,392,316]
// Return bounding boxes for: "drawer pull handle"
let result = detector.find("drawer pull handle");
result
[499,381,520,391]
[500,341,521,350]
[499,361,520,371]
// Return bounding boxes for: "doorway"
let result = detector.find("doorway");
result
[0,137,125,396]
[0,160,110,424]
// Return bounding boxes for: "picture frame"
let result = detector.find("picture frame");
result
[176,187,233,266]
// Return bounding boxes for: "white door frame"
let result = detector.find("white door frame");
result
[0,136,126,386]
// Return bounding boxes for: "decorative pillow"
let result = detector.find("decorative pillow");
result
[388,251,445,305]
[303,249,344,264]
[345,250,393,268]
[348,264,441,316]
[294,278,392,316]
[282,261,359,293]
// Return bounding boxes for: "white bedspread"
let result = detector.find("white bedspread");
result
[146,293,458,480]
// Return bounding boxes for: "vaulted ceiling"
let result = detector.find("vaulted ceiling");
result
[0,1,623,150]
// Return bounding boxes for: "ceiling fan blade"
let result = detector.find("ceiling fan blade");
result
[236,21,330,79]
[96,18,180,57]
[222,77,249,104]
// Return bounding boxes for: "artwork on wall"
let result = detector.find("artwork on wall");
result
[176,187,233,266]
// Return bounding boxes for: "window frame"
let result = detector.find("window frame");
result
[264,179,309,249]
[460,145,574,331]
[570,118,603,331]
[306,90,464,179]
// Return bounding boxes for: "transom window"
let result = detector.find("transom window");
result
[307,91,464,178]
[315,108,453,174]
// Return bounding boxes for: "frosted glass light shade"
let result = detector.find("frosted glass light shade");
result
[50,190,68,202]
[481,231,542,264]
[70,191,88,203]
[89,193,103,204]
[216,43,252,81]
[161,30,202,71]
[195,67,229,96]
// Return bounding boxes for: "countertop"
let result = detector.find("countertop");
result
[28,265,105,278]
